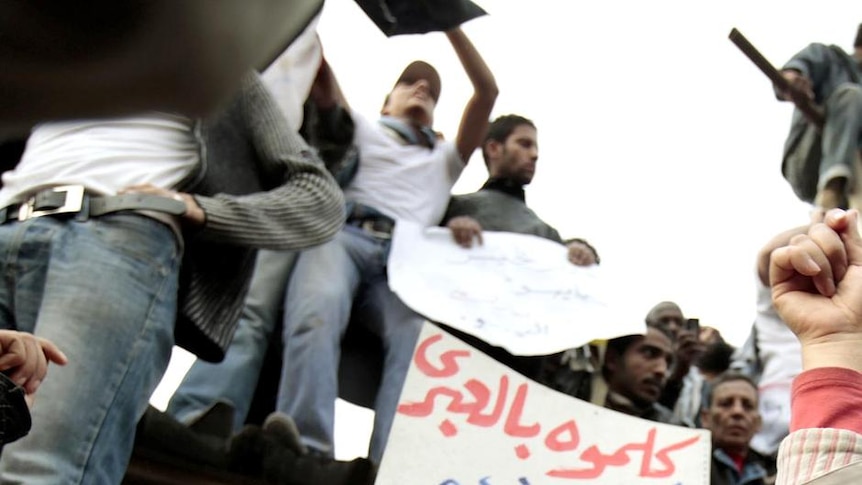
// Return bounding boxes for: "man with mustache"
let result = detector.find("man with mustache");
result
[601,327,678,424]
[701,373,767,485]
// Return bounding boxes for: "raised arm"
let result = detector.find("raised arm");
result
[770,209,862,371]
[308,56,350,112]
[446,27,498,163]
[771,210,862,484]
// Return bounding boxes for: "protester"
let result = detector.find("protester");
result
[445,114,560,246]
[216,25,497,465]
[167,35,359,434]
[0,72,345,483]
[732,220,821,464]
[777,24,862,209]
[701,373,767,485]
[769,208,862,483]
[697,327,736,382]
[440,114,599,380]
[600,327,679,424]
[645,301,705,427]
[0,0,325,137]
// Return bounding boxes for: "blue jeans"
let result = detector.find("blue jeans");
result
[167,249,297,430]
[279,226,423,463]
[0,214,181,484]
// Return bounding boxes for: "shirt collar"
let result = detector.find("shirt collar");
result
[378,116,436,148]
[481,177,525,201]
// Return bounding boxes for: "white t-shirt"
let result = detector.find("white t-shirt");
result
[0,113,199,207]
[260,13,321,131]
[755,280,802,387]
[750,279,802,456]
[344,110,463,226]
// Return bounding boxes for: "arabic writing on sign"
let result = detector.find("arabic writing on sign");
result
[397,333,703,481]
[387,222,647,355]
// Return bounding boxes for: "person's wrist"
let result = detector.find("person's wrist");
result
[801,336,862,372]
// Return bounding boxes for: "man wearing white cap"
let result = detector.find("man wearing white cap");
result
[278,26,497,464]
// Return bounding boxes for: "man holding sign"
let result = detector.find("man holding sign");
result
[441,114,599,379]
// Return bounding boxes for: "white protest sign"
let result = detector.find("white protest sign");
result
[387,220,645,355]
[376,323,711,485]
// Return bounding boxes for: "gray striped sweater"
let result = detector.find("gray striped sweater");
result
[175,73,344,361]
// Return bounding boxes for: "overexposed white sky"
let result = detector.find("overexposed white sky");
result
[152,0,862,460]
[317,0,862,345]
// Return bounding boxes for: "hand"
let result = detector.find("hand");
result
[770,209,862,370]
[309,56,338,110]
[779,69,814,103]
[447,216,483,248]
[669,330,704,380]
[0,331,67,396]
[698,326,722,345]
[567,241,597,266]
[119,184,205,226]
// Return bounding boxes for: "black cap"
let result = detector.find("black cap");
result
[855,23,862,47]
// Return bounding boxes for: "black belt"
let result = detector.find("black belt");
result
[0,185,188,224]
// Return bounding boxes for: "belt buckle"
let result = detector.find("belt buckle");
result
[18,185,86,221]
[360,220,392,240]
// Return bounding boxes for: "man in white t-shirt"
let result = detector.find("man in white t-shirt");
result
[0,74,344,484]
[278,27,497,463]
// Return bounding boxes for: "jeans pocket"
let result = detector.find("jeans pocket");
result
[91,214,179,272]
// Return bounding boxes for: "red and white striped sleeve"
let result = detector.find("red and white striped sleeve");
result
[775,368,862,484]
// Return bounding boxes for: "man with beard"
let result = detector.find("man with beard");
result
[601,327,678,424]
[701,373,767,485]
[646,301,705,427]
[441,114,598,380]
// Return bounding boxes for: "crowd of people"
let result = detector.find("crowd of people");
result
[0,4,859,485]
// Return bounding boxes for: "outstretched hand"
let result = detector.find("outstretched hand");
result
[770,209,862,370]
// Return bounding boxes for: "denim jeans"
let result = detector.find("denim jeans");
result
[819,83,862,190]
[0,214,181,484]
[279,226,423,463]
[167,249,298,430]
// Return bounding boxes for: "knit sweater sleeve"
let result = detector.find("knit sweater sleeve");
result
[193,73,345,250]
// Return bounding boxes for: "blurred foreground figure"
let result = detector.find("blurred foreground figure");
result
[0,0,322,137]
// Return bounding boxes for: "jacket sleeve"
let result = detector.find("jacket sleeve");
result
[192,73,345,250]
[782,43,837,101]
[775,368,862,484]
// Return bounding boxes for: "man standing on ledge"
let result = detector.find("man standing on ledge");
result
[778,24,862,209]
[278,26,497,463]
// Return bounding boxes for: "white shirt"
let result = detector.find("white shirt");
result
[344,110,463,226]
[0,113,199,207]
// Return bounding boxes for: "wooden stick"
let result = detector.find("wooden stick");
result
[728,28,824,128]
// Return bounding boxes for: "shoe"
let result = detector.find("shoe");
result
[227,425,376,485]
[187,401,235,442]
[263,412,307,456]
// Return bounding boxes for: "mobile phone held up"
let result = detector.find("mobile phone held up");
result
[685,318,700,335]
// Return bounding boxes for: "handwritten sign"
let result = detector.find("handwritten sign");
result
[387,221,645,355]
[376,324,710,484]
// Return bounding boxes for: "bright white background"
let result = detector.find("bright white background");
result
[151,0,862,460]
